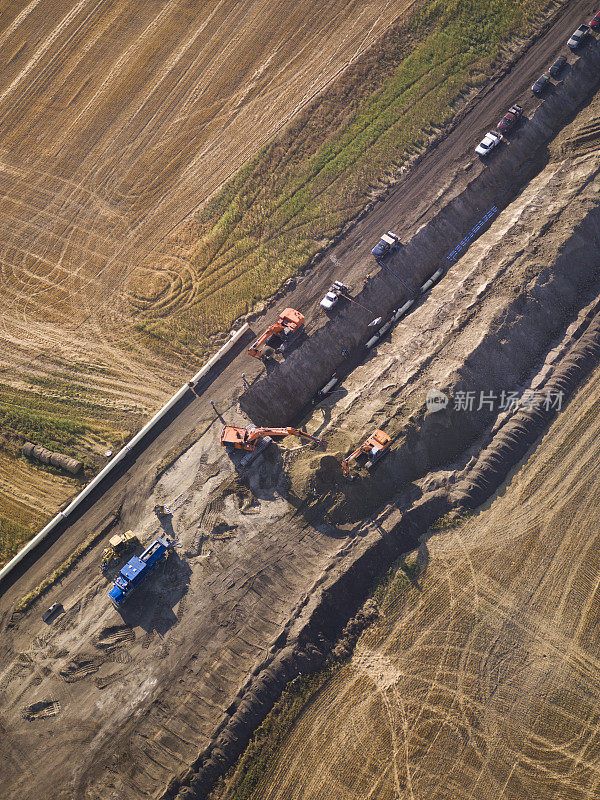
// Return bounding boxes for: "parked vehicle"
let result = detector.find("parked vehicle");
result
[589,11,600,30]
[496,104,523,133]
[532,73,551,95]
[475,130,502,157]
[101,530,138,573]
[567,24,590,49]
[320,280,349,311]
[108,537,173,607]
[371,231,401,260]
[42,603,63,623]
[549,55,567,78]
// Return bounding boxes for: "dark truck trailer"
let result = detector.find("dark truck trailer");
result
[108,536,172,607]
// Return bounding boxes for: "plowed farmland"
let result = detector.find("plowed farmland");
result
[216,355,600,800]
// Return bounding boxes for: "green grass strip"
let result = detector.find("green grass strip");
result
[139,0,559,358]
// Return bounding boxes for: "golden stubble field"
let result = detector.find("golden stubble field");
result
[0,0,414,540]
[232,363,600,800]
[0,0,413,391]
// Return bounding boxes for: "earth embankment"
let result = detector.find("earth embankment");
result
[241,39,600,426]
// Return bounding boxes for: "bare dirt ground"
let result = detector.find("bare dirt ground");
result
[0,0,415,523]
[228,359,600,800]
[1,3,600,799]
[211,80,600,800]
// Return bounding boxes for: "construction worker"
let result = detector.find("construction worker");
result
[242,373,248,390]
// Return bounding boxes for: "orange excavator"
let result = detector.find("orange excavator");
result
[221,425,323,452]
[247,308,305,359]
[342,429,391,479]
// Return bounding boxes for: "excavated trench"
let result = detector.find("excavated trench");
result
[241,39,600,427]
[172,302,600,800]
[330,192,600,520]
[170,44,600,800]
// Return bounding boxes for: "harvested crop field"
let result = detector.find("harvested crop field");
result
[0,0,419,547]
[217,358,600,800]
[3,4,600,800]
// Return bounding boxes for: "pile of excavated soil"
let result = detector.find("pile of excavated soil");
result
[280,67,600,524]
[217,354,600,800]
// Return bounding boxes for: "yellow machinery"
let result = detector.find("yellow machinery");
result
[101,530,138,572]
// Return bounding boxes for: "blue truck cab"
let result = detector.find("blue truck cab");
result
[108,537,172,608]
[371,231,401,260]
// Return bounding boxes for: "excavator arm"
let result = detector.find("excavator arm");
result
[221,425,322,451]
[341,445,368,478]
[247,323,283,359]
[283,427,323,445]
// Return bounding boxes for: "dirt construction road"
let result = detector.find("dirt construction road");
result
[2,1,600,798]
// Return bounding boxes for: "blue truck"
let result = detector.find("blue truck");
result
[108,536,173,607]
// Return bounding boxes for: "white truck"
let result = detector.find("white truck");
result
[320,280,349,311]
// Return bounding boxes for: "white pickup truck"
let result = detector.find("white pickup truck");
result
[320,280,349,311]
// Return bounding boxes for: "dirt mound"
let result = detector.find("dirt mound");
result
[294,453,341,494]
[58,655,101,683]
[94,625,136,652]
[453,309,600,508]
